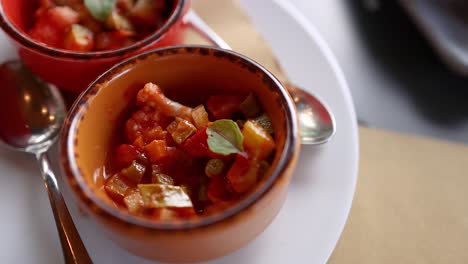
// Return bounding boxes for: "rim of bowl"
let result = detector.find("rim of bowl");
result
[0,0,186,59]
[62,45,299,231]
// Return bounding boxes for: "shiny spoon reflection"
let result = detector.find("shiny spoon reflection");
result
[0,61,92,264]
[185,9,336,145]
[286,84,335,145]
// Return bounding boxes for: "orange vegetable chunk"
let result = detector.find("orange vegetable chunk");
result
[144,140,168,162]
[226,153,259,193]
[242,120,275,160]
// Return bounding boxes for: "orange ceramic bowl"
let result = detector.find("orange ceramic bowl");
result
[61,46,300,263]
[0,0,189,93]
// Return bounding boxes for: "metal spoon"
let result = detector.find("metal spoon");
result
[185,10,336,145]
[0,61,92,264]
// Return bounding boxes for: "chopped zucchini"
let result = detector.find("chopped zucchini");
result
[191,105,210,129]
[151,165,175,185]
[120,160,146,183]
[105,174,131,201]
[138,184,193,208]
[167,118,197,144]
[123,189,144,213]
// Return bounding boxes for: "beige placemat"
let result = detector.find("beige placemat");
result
[328,127,468,264]
[192,1,468,263]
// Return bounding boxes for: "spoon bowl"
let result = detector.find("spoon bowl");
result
[0,61,92,263]
[0,61,65,153]
[287,84,336,145]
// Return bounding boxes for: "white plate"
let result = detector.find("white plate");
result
[0,0,359,263]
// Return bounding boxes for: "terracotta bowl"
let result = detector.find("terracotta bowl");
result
[0,0,189,92]
[60,46,300,263]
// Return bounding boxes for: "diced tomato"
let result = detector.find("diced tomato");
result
[181,128,223,159]
[29,6,79,48]
[28,17,63,48]
[207,175,231,203]
[206,95,244,119]
[227,153,259,193]
[154,146,177,171]
[114,144,139,168]
[47,6,80,32]
[181,128,209,157]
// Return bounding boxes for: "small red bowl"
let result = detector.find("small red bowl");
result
[0,0,189,92]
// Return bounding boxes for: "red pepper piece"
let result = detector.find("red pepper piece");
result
[181,128,224,159]
[227,152,259,193]
[207,175,231,203]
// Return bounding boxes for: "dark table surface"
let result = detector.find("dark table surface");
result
[292,0,468,144]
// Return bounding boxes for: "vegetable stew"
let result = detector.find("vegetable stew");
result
[104,83,276,221]
[28,0,170,51]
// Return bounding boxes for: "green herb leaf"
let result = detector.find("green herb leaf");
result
[84,0,116,21]
[206,120,244,156]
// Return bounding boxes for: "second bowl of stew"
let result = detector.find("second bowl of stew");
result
[61,45,300,262]
[0,0,189,92]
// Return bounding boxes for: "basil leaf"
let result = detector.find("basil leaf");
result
[206,120,244,156]
[84,0,116,21]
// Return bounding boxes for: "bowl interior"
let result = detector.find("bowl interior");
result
[66,46,296,227]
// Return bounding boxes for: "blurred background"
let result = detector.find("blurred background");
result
[289,0,468,143]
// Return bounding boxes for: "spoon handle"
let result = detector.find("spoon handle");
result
[36,152,93,264]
